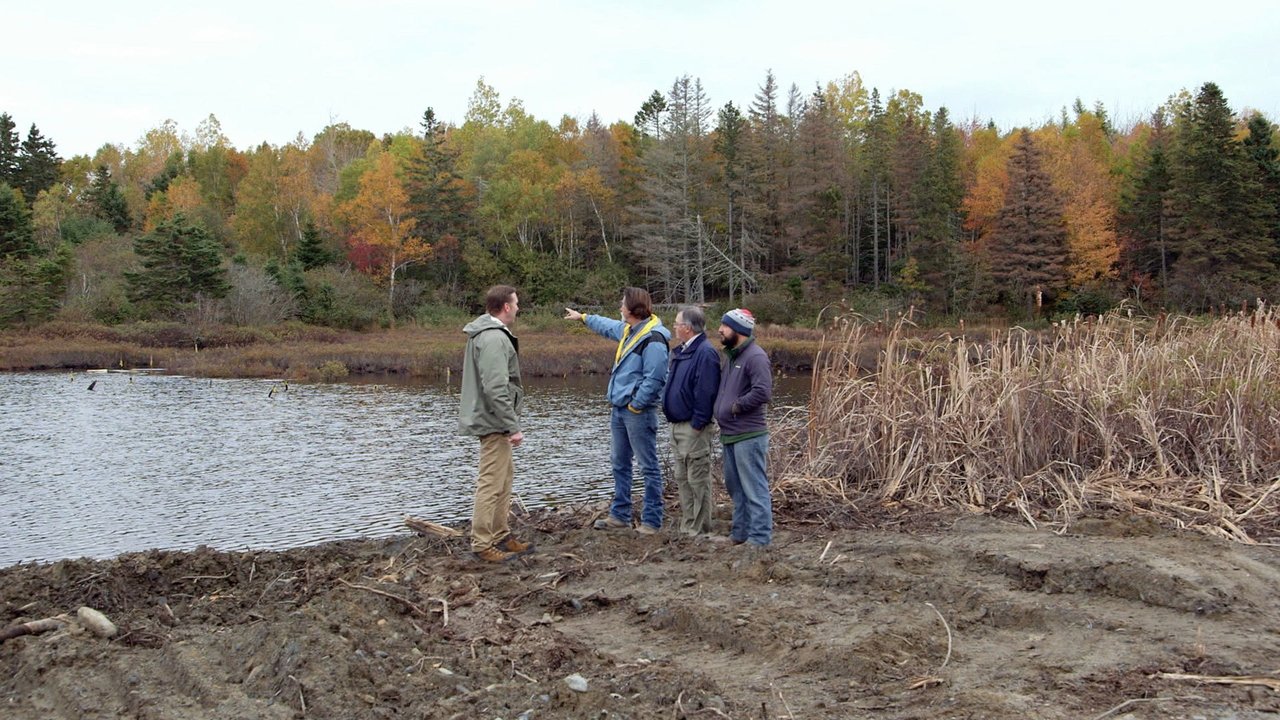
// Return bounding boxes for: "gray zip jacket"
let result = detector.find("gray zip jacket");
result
[458,314,522,437]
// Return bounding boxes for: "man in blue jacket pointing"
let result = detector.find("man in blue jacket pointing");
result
[565,287,671,534]
[662,305,721,536]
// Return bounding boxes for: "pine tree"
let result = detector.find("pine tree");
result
[744,70,784,272]
[1242,113,1280,267]
[295,221,332,270]
[1117,111,1173,293]
[0,243,71,327]
[913,107,966,311]
[16,124,61,204]
[125,213,230,316]
[987,129,1070,314]
[406,107,469,247]
[0,113,19,186]
[0,182,35,258]
[86,165,131,233]
[1166,82,1275,308]
[631,75,715,302]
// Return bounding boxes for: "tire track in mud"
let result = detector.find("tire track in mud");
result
[547,517,1280,719]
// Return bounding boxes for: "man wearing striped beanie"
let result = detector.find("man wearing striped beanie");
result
[713,308,774,548]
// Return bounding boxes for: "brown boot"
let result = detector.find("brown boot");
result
[474,546,517,563]
[497,535,534,555]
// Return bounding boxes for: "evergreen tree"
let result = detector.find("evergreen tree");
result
[1117,111,1173,293]
[987,129,1070,314]
[634,91,667,141]
[125,213,230,316]
[406,107,469,246]
[631,75,716,302]
[744,70,784,272]
[1242,113,1280,267]
[913,107,966,311]
[0,182,36,258]
[295,221,332,270]
[0,113,19,186]
[85,165,131,233]
[1166,82,1275,308]
[0,243,71,327]
[16,124,60,204]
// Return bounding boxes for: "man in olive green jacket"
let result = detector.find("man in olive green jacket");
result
[459,285,533,563]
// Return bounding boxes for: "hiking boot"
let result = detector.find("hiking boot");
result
[636,523,660,535]
[473,546,518,563]
[593,515,629,531]
[497,535,534,555]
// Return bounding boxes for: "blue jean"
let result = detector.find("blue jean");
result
[722,434,771,545]
[609,406,664,529]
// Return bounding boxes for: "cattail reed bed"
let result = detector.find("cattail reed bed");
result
[776,307,1280,543]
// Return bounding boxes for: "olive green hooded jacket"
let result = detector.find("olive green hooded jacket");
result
[458,314,523,437]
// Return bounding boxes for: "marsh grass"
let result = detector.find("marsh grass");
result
[0,320,824,379]
[777,306,1280,542]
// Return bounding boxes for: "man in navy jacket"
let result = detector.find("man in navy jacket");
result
[713,308,774,547]
[662,305,721,535]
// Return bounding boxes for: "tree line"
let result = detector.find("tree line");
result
[2,73,1278,330]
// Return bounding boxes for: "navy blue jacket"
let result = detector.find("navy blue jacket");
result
[662,333,721,430]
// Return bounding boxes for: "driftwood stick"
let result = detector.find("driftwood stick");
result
[404,515,464,538]
[1154,671,1280,691]
[0,616,68,643]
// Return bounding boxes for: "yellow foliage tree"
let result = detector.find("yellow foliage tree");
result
[338,152,429,325]
[1036,114,1120,286]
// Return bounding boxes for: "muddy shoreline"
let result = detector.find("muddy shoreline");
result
[3,497,1278,719]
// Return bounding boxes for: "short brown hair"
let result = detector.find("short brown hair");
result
[485,285,517,314]
[622,287,652,319]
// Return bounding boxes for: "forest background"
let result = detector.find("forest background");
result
[2,71,1279,336]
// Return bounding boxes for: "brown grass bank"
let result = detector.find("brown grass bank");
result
[774,307,1280,543]
[0,320,825,380]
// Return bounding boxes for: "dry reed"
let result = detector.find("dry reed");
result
[776,305,1280,542]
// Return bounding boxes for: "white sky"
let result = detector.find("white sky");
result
[6,0,1279,158]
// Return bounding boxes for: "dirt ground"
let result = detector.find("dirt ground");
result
[3,498,1279,720]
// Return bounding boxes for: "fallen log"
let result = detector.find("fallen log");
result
[404,515,464,538]
[1,616,68,643]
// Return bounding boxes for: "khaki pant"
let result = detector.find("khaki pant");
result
[471,433,513,551]
[671,421,714,535]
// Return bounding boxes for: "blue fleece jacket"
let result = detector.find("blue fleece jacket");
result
[662,333,721,430]
[583,314,671,410]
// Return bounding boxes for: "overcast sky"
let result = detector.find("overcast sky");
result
[6,1,1278,158]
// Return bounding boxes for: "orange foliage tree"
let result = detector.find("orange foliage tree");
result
[338,152,430,324]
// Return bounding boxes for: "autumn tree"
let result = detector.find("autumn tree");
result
[1036,104,1120,287]
[338,151,429,324]
[986,130,1069,314]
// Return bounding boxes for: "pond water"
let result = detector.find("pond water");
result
[0,371,808,565]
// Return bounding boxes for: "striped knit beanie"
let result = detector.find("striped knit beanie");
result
[721,308,756,336]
